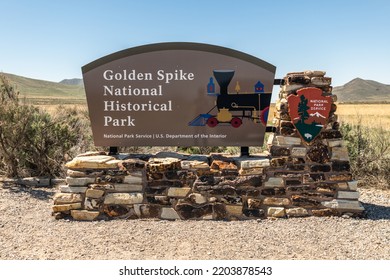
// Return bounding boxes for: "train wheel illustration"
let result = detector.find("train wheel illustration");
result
[260,106,270,126]
[207,117,219,127]
[230,117,242,128]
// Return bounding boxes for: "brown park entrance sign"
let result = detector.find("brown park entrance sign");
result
[82,42,276,146]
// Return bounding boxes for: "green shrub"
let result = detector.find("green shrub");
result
[0,75,92,177]
[340,120,390,189]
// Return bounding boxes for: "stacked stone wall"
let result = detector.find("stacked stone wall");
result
[52,70,364,221]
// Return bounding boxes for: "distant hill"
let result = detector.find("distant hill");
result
[0,72,86,105]
[59,78,83,86]
[333,78,390,103]
[2,72,389,105]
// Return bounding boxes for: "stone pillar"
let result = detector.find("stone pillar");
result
[266,70,364,217]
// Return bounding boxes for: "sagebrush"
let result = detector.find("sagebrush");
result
[0,74,93,177]
[340,119,390,189]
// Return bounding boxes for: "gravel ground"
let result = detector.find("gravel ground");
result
[0,184,389,260]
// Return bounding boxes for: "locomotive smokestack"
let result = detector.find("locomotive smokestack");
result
[213,70,235,95]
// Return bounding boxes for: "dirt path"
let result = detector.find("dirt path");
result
[0,184,389,260]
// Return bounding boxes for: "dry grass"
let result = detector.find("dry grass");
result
[35,103,390,131]
[336,103,390,130]
[269,103,390,130]
[38,104,88,115]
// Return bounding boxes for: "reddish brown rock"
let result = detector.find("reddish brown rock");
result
[175,202,213,219]
[270,157,290,168]
[327,173,353,182]
[321,130,342,139]
[291,195,321,207]
[195,185,237,196]
[270,146,290,157]
[306,143,330,163]
[261,187,286,196]
[310,164,331,172]
[311,209,335,216]
[147,157,181,172]
[119,158,146,171]
[247,198,262,209]
[210,160,237,171]
[103,205,137,218]
[331,160,351,172]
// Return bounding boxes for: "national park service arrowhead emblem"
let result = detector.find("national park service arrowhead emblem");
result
[287,87,332,143]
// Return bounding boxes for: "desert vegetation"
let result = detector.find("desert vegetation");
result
[0,74,92,178]
[0,74,389,189]
[339,120,390,189]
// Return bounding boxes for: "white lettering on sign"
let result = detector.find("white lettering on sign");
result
[101,69,193,127]
[103,69,153,81]
[103,85,163,96]
[309,99,328,111]
[103,69,195,84]
[156,69,195,83]
[104,116,136,127]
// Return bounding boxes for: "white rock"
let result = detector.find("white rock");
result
[286,207,309,217]
[113,183,143,192]
[52,203,82,212]
[276,136,302,145]
[327,139,343,148]
[188,193,208,204]
[331,147,349,161]
[66,177,95,186]
[167,187,191,198]
[59,185,88,193]
[264,177,284,187]
[160,208,181,220]
[337,191,360,200]
[85,189,105,198]
[123,176,143,184]
[321,199,364,211]
[347,181,358,191]
[291,147,307,157]
[238,159,270,169]
[104,193,143,205]
[267,207,286,218]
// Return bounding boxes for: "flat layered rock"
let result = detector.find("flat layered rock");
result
[321,199,364,211]
[70,210,100,221]
[53,193,83,204]
[286,207,309,217]
[104,193,143,205]
[237,158,270,169]
[52,203,82,212]
[267,207,286,218]
[65,155,120,170]
[160,207,181,220]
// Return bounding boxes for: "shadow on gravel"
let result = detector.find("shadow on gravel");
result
[3,184,55,201]
[362,202,390,220]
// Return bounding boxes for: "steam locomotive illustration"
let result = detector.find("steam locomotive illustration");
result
[189,70,271,128]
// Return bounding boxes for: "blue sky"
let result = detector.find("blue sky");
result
[1,0,390,89]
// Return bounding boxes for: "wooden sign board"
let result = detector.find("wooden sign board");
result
[82,42,276,146]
